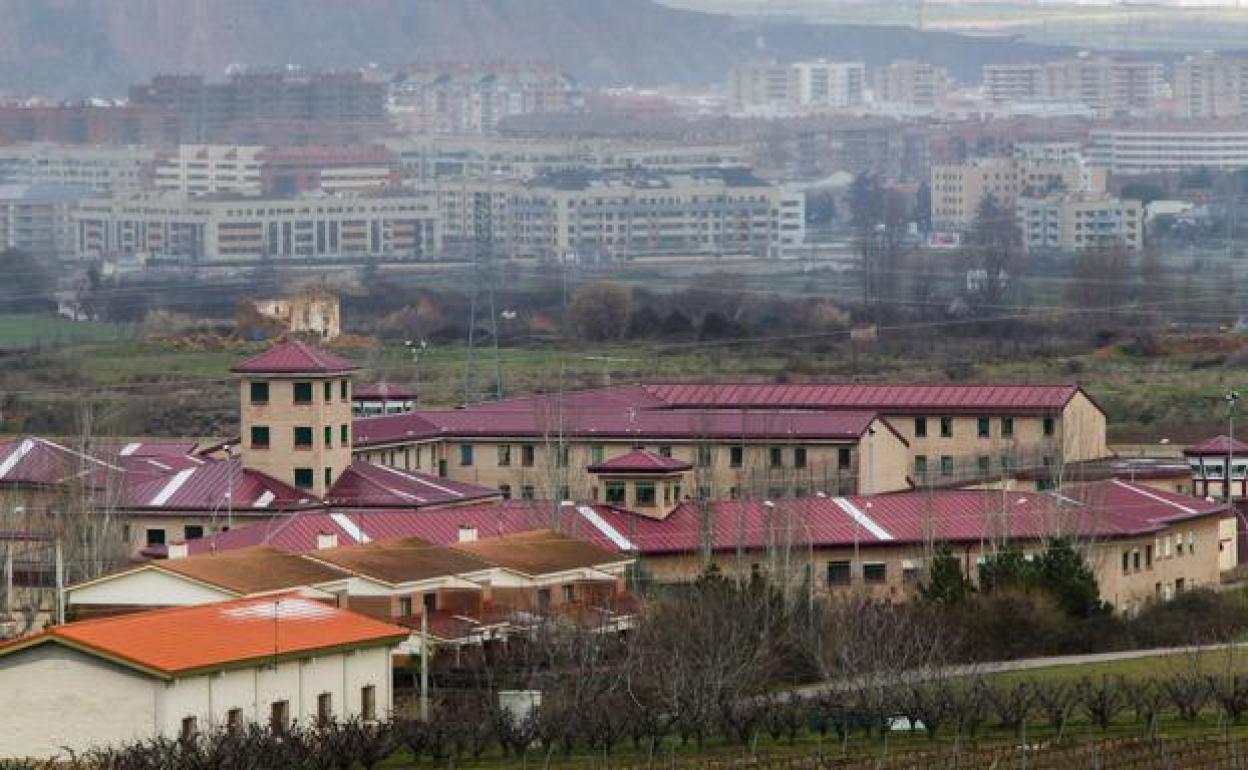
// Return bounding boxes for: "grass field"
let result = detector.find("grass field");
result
[0,314,134,351]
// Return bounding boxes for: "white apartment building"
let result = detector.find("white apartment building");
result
[1017,194,1143,253]
[0,183,91,256]
[420,168,800,261]
[1089,125,1248,174]
[388,136,749,181]
[983,63,1048,103]
[73,191,440,264]
[793,61,867,108]
[154,145,264,196]
[0,143,155,193]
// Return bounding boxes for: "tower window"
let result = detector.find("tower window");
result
[294,468,314,489]
[324,426,333,448]
[250,426,270,449]
[293,426,313,449]
[323,381,333,402]
[293,382,313,404]
[249,381,269,404]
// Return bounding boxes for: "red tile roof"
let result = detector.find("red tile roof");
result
[0,596,407,678]
[641,383,1084,413]
[588,449,692,474]
[231,341,358,375]
[1185,435,1248,456]
[186,481,1221,560]
[325,460,500,508]
[353,408,881,447]
[118,458,319,513]
[0,436,127,487]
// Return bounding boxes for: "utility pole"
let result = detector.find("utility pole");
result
[419,609,430,722]
[54,538,64,625]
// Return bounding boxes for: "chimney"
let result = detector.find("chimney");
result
[317,531,338,550]
[458,525,478,543]
[167,542,189,560]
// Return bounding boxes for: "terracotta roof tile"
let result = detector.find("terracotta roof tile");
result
[307,537,494,585]
[0,596,407,677]
[450,530,628,575]
[152,546,349,595]
[588,449,692,473]
[1185,435,1248,456]
[231,341,358,375]
[325,461,500,508]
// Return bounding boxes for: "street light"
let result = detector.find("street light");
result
[1227,391,1240,505]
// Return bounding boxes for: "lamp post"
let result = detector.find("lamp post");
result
[1228,391,1241,504]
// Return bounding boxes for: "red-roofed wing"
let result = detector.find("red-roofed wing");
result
[231,341,357,375]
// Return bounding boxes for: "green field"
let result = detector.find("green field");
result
[0,314,134,351]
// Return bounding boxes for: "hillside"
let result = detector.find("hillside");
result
[0,0,1071,97]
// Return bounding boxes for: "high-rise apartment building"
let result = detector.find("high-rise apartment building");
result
[1174,53,1248,118]
[873,61,949,110]
[731,60,866,112]
[981,56,1163,117]
[389,62,581,136]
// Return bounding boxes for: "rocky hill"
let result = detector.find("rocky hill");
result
[0,0,1070,97]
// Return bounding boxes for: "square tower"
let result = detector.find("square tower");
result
[231,340,358,498]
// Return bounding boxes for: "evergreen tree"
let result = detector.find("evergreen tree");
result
[920,543,970,604]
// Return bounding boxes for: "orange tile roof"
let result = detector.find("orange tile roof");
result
[0,596,407,678]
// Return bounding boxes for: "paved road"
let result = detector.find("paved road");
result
[790,641,1248,698]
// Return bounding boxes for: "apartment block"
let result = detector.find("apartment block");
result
[982,56,1164,117]
[1089,124,1248,174]
[1174,53,1248,119]
[389,62,581,136]
[872,60,949,110]
[1017,194,1144,253]
[0,143,156,193]
[0,104,189,145]
[73,190,440,264]
[154,145,264,196]
[731,60,866,112]
[931,152,1106,231]
[423,167,799,261]
[0,184,91,256]
[388,136,748,181]
[129,71,387,142]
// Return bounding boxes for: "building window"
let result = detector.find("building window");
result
[696,445,712,467]
[324,426,333,448]
[361,686,377,722]
[838,448,851,469]
[459,444,474,466]
[499,484,511,500]
[977,417,991,438]
[293,382,313,404]
[317,693,333,727]
[294,468,314,489]
[522,485,535,500]
[250,381,269,404]
[324,467,333,488]
[1043,417,1055,437]
[730,445,744,468]
[341,424,349,445]
[1145,544,1153,568]
[270,701,290,735]
[658,445,672,458]
[184,525,204,541]
[555,445,570,468]
[591,445,605,465]
[341,381,348,400]
[180,716,198,741]
[522,444,535,467]
[977,456,990,476]
[794,447,807,469]
[1133,550,1141,572]
[1001,417,1014,438]
[914,455,928,477]
[827,560,851,586]
[250,426,270,449]
[495,445,512,467]
[323,381,333,403]
[863,562,887,584]
[226,709,244,732]
[605,481,627,505]
[146,528,166,547]
[769,446,783,468]
[1122,550,1130,574]
[293,426,313,449]
[940,417,954,438]
[940,456,954,476]
[635,483,656,507]
[914,417,927,438]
